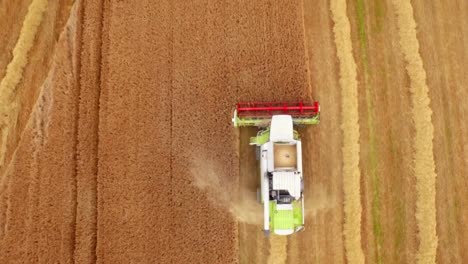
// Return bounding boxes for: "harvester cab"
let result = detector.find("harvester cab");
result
[232,102,320,236]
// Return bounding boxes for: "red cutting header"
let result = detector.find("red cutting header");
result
[236,102,319,117]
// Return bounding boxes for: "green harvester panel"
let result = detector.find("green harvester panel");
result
[270,202,295,231]
[293,200,303,226]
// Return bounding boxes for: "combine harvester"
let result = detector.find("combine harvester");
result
[232,102,320,236]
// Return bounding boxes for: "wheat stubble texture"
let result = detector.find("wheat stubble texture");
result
[392,1,438,263]
[330,0,364,263]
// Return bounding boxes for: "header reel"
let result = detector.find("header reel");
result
[232,101,320,127]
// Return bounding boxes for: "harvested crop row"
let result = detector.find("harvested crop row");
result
[0,0,48,168]
[268,236,288,264]
[391,1,438,263]
[0,0,31,80]
[329,0,364,263]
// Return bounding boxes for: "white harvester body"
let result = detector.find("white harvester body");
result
[232,101,320,236]
[257,115,304,235]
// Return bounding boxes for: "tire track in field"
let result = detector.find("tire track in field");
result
[73,0,104,262]
[391,1,438,263]
[330,0,364,263]
[0,0,48,168]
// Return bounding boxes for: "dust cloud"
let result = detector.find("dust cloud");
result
[190,155,263,226]
[191,156,335,227]
[304,184,337,218]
